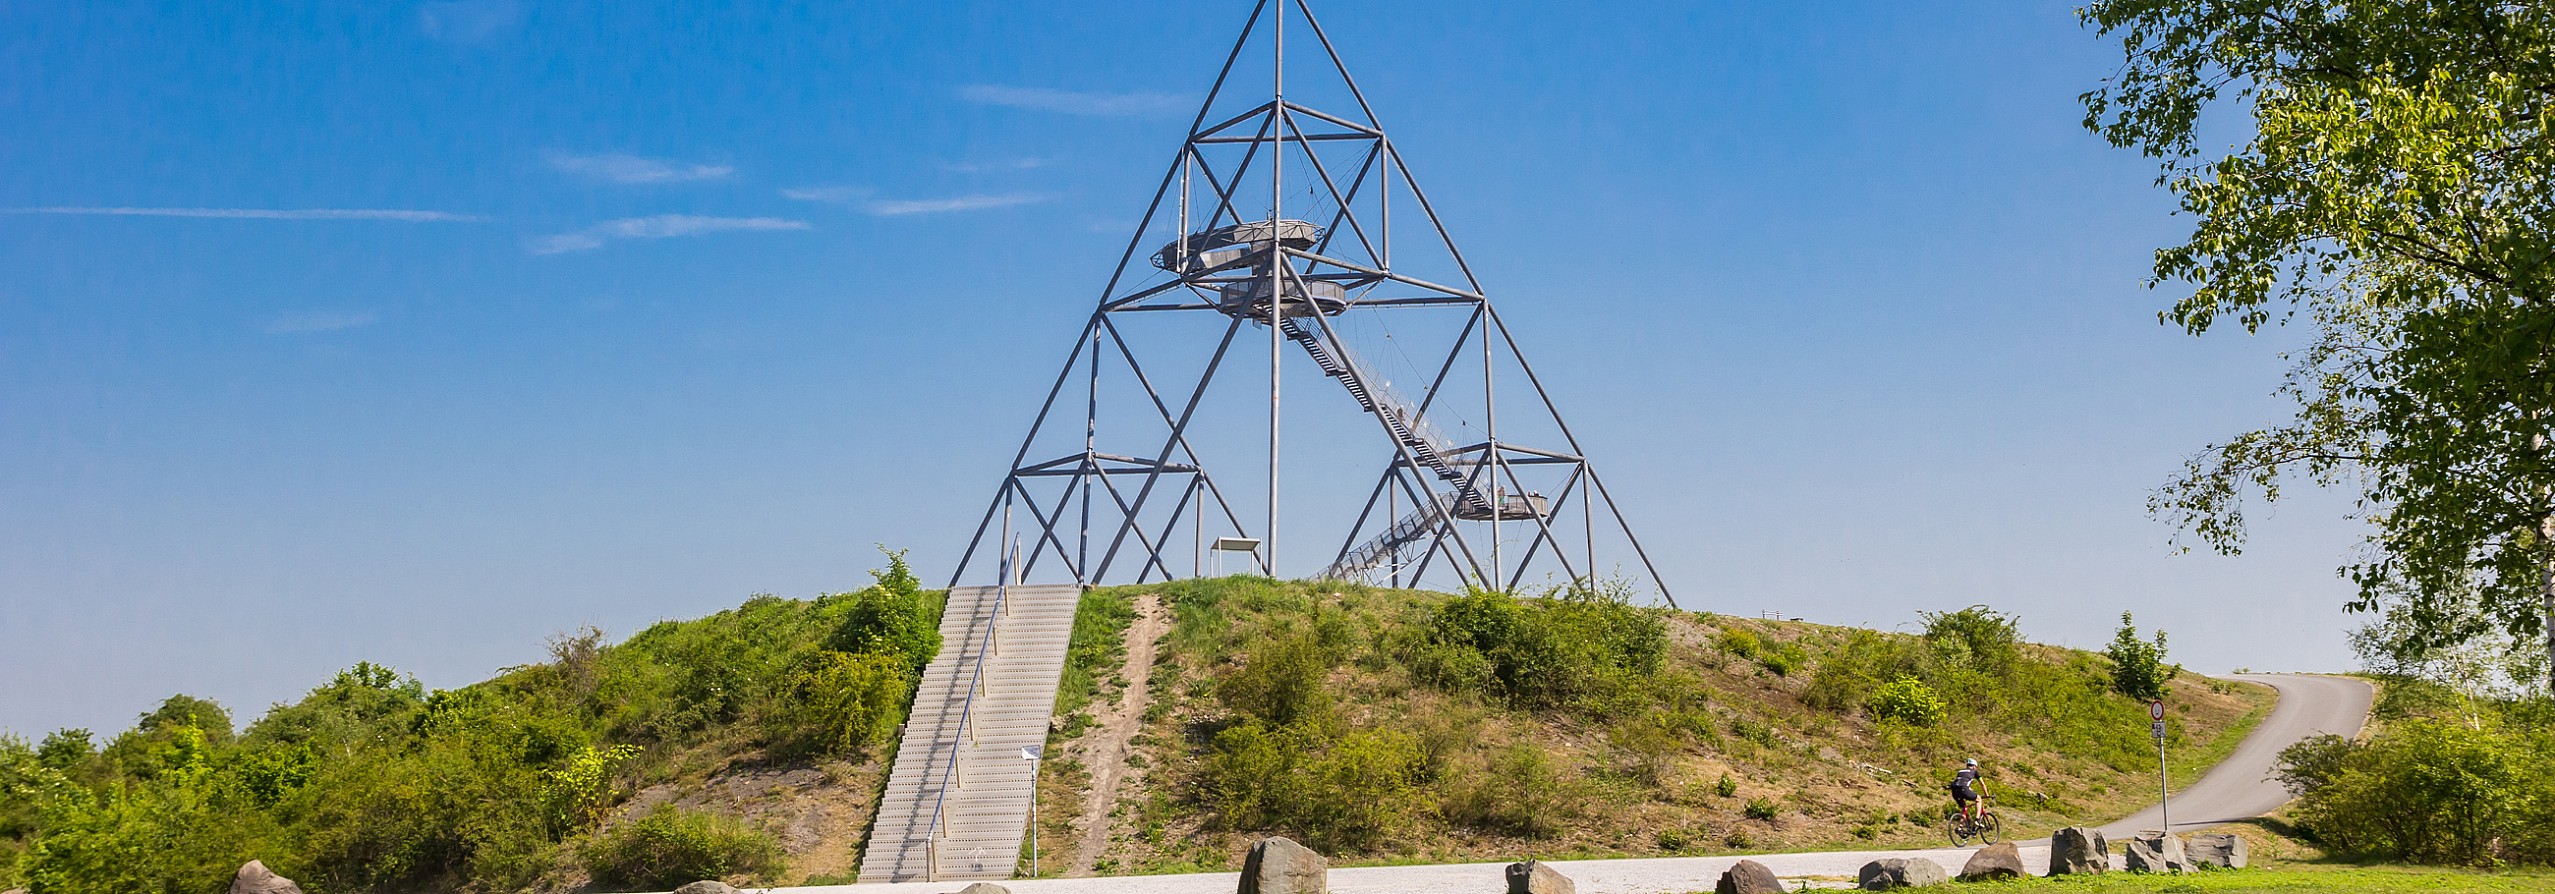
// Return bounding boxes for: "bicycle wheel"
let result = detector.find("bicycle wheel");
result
[1978,813,2002,844]
[1945,814,1968,847]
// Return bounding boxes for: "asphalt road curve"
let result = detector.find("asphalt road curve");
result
[772,673,2374,894]
[2095,672,2373,839]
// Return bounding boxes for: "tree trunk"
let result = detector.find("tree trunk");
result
[2543,510,2554,696]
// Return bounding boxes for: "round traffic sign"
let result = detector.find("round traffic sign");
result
[2149,700,2166,720]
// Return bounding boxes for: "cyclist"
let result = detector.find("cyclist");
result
[1949,758,1982,823]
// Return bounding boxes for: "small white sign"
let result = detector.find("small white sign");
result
[2149,700,2166,721]
[2151,720,2168,740]
[1020,745,1043,761]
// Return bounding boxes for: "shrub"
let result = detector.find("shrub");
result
[2105,612,2177,701]
[824,550,941,676]
[1920,605,2021,675]
[1716,628,1761,659]
[1610,716,1683,785]
[1444,744,1574,839]
[1758,642,1807,677]
[1805,630,1919,711]
[2277,719,2553,865]
[1217,634,1334,728]
[771,650,910,757]
[1869,677,1947,727]
[1744,797,1780,821]
[1202,721,1423,853]
[1420,587,1665,713]
[1714,773,1739,798]
[580,807,781,890]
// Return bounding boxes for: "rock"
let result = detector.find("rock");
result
[2048,826,2109,876]
[1958,841,2025,881]
[949,885,1010,894]
[1507,860,1575,894]
[230,861,306,894]
[671,883,737,894]
[1238,836,1327,894]
[1856,857,1948,889]
[2186,833,2249,869]
[1715,859,1785,894]
[2124,832,2191,874]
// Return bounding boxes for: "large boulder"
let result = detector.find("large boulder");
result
[949,885,1010,894]
[671,884,737,894]
[230,862,305,894]
[1239,836,1328,894]
[1857,857,1948,890]
[2124,832,2191,874]
[2186,833,2249,869]
[2048,826,2108,876]
[1506,860,1575,894]
[1958,841,2025,881]
[1715,859,1784,894]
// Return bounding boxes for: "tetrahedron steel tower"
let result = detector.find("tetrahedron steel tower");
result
[950,0,1674,603]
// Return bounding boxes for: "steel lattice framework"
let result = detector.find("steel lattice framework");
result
[950,0,1673,603]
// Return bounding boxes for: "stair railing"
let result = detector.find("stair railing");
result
[922,539,1017,882]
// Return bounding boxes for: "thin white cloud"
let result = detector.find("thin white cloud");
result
[2,206,484,222]
[778,185,871,203]
[530,214,809,255]
[944,157,1052,173]
[547,152,734,184]
[861,193,1053,216]
[418,0,521,44]
[264,311,378,335]
[957,85,1186,117]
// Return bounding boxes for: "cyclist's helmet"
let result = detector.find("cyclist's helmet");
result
[1965,758,1979,767]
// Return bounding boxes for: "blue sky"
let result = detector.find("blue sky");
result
[0,1,2364,739]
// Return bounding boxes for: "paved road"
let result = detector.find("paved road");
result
[759,674,2370,894]
[2095,673,2371,840]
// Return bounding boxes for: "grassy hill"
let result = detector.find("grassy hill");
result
[0,569,2269,893]
[1028,577,2270,876]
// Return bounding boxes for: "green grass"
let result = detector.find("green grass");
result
[1943,865,2555,893]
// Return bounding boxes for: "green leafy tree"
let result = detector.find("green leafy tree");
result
[2080,0,2555,692]
[2107,612,2178,701]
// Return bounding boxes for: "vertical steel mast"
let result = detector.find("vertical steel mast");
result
[947,0,1678,606]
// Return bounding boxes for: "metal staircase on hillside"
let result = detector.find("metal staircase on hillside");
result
[857,577,1081,884]
[1275,316,1495,517]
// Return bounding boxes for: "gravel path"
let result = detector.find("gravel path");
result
[755,674,2368,894]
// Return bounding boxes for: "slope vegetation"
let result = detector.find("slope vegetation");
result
[1030,577,2270,875]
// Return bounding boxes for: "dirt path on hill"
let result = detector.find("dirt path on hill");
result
[1065,594,1169,876]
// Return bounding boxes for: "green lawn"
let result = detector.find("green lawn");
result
[1962,865,2555,893]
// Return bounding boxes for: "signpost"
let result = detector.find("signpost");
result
[2150,699,2170,834]
[1021,745,1044,876]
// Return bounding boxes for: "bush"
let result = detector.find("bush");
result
[1714,773,1739,798]
[766,649,910,758]
[1444,744,1574,839]
[1920,606,2021,675]
[824,550,941,676]
[1716,628,1761,659]
[1744,796,1780,821]
[1217,634,1334,728]
[1758,642,1807,677]
[1202,721,1423,853]
[1805,630,1919,711]
[580,807,781,890]
[2277,719,2553,865]
[1869,677,1947,727]
[1419,587,1666,713]
[2105,612,2176,701]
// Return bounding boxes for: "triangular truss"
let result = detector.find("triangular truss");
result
[949,0,1674,604]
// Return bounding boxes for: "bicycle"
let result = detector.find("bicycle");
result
[1945,792,2001,846]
